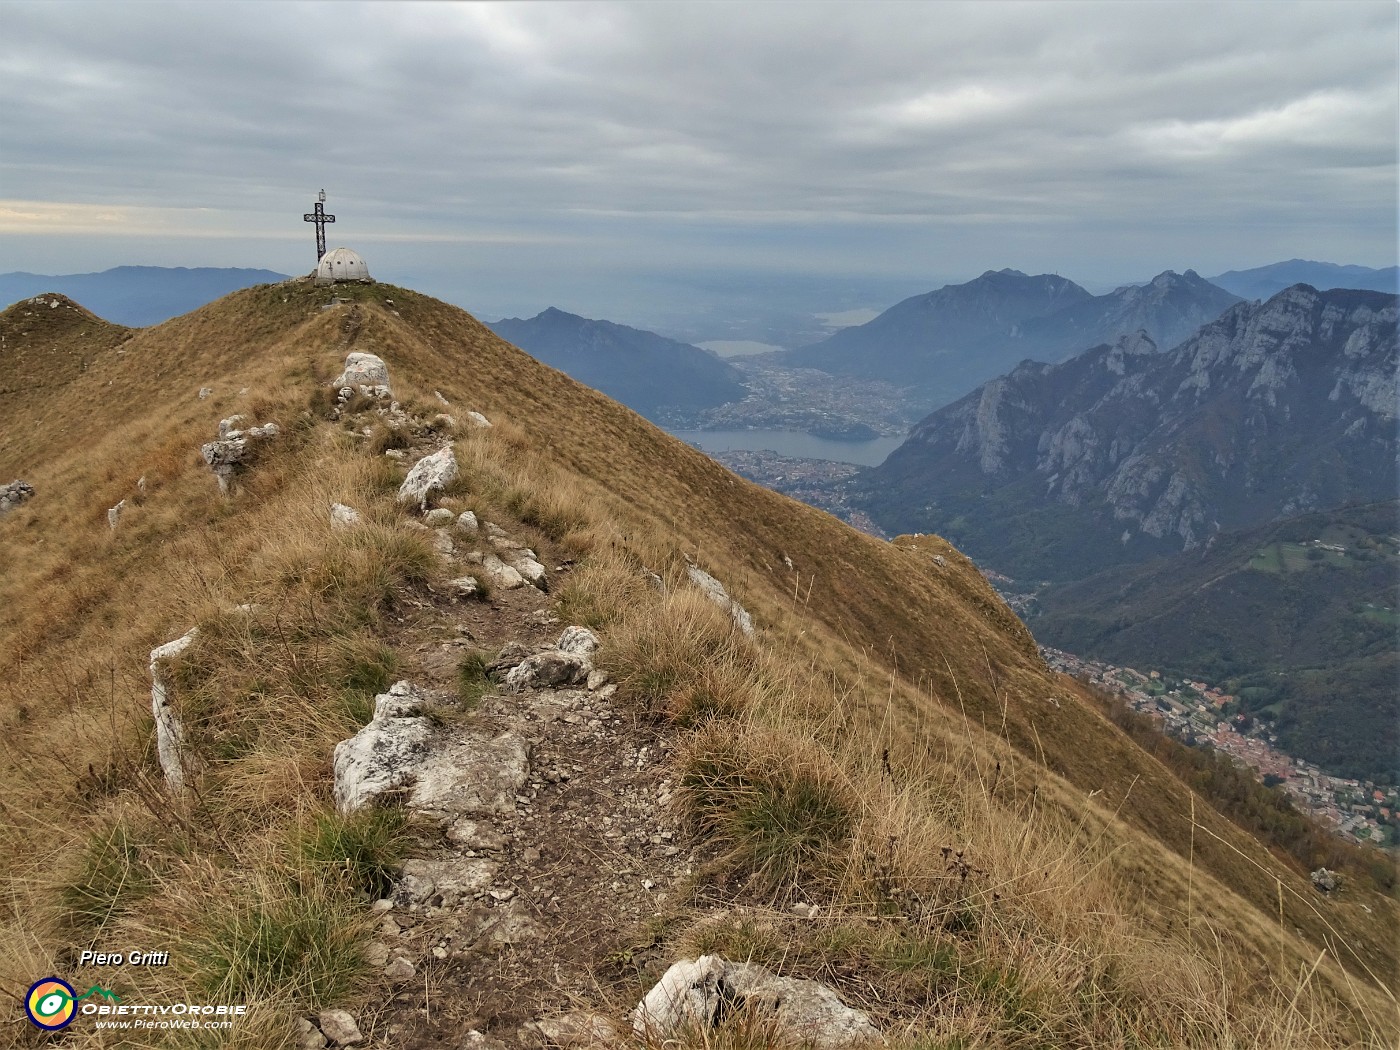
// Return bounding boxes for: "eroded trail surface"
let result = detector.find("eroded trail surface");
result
[335,512,704,1049]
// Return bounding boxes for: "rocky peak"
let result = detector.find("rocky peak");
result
[861,284,1398,576]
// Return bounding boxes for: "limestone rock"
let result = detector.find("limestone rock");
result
[393,857,498,907]
[296,1017,327,1049]
[466,410,492,428]
[1,480,36,514]
[506,551,548,589]
[633,955,881,1049]
[149,629,198,794]
[397,447,458,510]
[446,817,507,851]
[107,499,126,530]
[318,1009,363,1047]
[424,507,456,527]
[448,576,481,599]
[481,552,525,589]
[534,1011,620,1048]
[409,730,531,816]
[385,955,417,981]
[198,387,213,400]
[332,682,434,812]
[1310,867,1340,893]
[456,510,479,534]
[330,503,361,528]
[332,352,392,399]
[557,626,600,656]
[687,564,755,635]
[201,418,280,494]
[502,650,590,692]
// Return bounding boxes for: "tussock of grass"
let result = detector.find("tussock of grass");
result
[184,879,370,1004]
[292,807,409,901]
[61,821,155,933]
[457,648,492,709]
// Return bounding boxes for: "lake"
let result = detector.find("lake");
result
[667,428,903,467]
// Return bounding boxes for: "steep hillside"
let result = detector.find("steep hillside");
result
[773,269,1240,411]
[858,286,1398,580]
[1033,502,1400,782]
[1,279,1394,1048]
[0,266,290,326]
[487,307,747,423]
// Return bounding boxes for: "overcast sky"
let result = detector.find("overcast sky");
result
[1,1,1396,325]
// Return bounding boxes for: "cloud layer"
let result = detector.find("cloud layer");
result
[1,1,1395,321]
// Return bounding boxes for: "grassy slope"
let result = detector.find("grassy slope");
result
[1,280,1395,1045]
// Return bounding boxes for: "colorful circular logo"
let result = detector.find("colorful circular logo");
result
[26,977,77,1030]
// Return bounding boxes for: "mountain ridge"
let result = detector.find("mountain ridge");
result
[0,279,1393,1046]
[487,306,748,423]
[857,283,1398,580]
[773,268,1242,410]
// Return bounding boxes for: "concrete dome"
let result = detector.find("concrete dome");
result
[315,247,372,285]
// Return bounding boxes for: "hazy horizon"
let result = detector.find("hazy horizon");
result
[2,1,1396,326]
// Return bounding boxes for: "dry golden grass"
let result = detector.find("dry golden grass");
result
[0,281,1394,1046]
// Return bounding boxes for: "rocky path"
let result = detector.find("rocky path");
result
[319,501,701,1049]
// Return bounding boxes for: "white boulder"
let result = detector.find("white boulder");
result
[332,682,434,812]
[397,447,458,510]
[332,352,392,399]
[466,410,492,428]
[107,499,126,530]
[634,955,881,1049]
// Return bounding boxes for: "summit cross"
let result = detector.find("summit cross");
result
[303,189,335,262]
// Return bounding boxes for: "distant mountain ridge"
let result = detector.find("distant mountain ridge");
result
[1208,259,1399,301]
[0,265,290,326]
[487,307,747,423]
[774,268,1241,409]
[856,284,1399,580]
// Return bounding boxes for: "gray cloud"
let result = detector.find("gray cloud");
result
[1,1,1395,324]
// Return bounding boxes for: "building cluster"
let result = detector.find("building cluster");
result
[1039,646,1398,848]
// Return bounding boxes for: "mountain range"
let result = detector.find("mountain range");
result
[774,268,1242,409]
[1207,259,1399,301]
[856,284,1398,581]
[487,307,747,422]
[0,265,290,326]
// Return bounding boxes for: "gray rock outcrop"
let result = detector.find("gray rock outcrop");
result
[332,352,392,400]
[107,499,126,530]
[0,480,35,514]
[397,447,458,510]
[633,955,882,1049]
[200,417,280,494]
[1310,867,1340,893]
[687,564,755,635]
[149,629,198,794]
[329,503,362,528]
[333,681,532,817]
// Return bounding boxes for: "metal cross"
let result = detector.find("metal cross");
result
[303,189,336,262]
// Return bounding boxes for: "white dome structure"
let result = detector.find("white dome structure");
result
[315,247,372,285]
